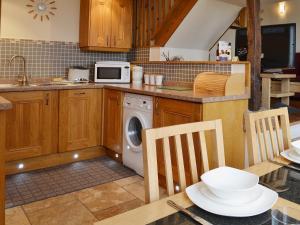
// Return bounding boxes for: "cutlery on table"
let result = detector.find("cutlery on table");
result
[268,159,300,172]
[167,200,213,225]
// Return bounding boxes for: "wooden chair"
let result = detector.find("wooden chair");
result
[245,108,291,166]
[142,119,226,203]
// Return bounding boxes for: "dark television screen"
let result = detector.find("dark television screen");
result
[235,23,296,71]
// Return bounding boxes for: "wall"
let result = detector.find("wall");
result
[0,0,80,42]
[261,0,300,52]
[0,39,129,79]
[166,0,241,57]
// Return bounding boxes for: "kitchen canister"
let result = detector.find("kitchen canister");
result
[155,75,164,86]
[150,75,156,85]
[132,66,143,85]
[144,74,150,84]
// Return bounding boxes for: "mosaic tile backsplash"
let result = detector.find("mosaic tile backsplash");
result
[0,38,232,83]
[0,38,129,79]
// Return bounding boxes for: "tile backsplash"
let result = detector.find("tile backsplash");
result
[0,38,129,79]
[0,39,234,83]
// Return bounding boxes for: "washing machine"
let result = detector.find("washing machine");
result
[123,93,153,176]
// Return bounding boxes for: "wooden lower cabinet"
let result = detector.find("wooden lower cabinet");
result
[153,97,248,187]
[103,89,123,154]
[1,91,58,162]
[153,97,202,186]
[59,89,102,152]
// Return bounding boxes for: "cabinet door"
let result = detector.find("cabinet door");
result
[89,0,112,47]
[59,89,102,152]
[111,0,132,49]
[154,97,202,186]
[103,89,123,153]
[1,91,58,162]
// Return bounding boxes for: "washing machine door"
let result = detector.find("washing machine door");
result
[125,112,146,152]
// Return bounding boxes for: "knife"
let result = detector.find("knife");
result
[167,200,213,225]
[268,160,300,172]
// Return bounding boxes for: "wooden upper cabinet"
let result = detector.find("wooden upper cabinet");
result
[89,0,112,47]
[103,89,123,154]
[59,89,102,152]
[1,91,58,162]
[80,0,132,51]
[111,0,132,49]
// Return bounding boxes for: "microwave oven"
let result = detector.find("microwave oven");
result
[94,61,130,83]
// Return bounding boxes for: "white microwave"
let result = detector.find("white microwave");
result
[94,61,130,83]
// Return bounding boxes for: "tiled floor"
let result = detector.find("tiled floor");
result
[6,156,135,208]
[5,175,147,225]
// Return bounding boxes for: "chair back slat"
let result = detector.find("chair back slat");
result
[245,108,291,166]
[162,137,174,196]
[186,133,199,183]
[274,116,284,152]
[214,120,226,167]
[261,118,272,159]
[267,117,278,156]
[199,131,209,172]
[174,135,186,191]
[143,119,226,203]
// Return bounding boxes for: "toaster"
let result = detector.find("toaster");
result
[68,68,90,82]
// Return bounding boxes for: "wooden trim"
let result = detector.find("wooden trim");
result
[79,46,131,52]
[132,61,251,65]
[5,146,106,175]
[152,0,197,46]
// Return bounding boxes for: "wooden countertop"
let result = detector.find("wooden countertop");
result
[0,83,250,104]
[94,160,300,225]
[104,84,250,103]
[0,96,12,110]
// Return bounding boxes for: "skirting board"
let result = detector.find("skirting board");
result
[5,146,106,175]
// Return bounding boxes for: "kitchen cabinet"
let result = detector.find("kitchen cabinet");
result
[59,89,102,152]
[79,0,132,52]
[153,97,202,186]
[103,89,123,154]
[1,91,58,162]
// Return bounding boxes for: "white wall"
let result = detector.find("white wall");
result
[261,0,300,52]
[0,0,80,42]
[166,0,241,52]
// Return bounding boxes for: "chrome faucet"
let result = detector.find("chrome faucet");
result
[8,55,29,86]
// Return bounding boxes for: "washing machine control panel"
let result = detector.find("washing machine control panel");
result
[124,94,153,112]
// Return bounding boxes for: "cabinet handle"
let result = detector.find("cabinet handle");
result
[107,36,109,46]
[45,93,49,106]
[74,92,86,96]
[114,36,116,46]
[155,99,158,110]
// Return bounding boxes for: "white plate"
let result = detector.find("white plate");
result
[186,182,278,217]
[281,149,300,164]
[291,140,300,155]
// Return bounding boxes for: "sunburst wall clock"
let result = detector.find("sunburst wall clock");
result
[26,0,57,22]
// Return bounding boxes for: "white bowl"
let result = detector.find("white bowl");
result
[291,140,300,155]
[201,167,259,203]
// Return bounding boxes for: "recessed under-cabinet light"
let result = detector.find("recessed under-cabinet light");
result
[115,154,119,158]
[175,185,180,192]
[73,153,79,159]
[18,163,24,169]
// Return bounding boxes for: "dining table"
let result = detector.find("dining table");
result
[94,138,300,225]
